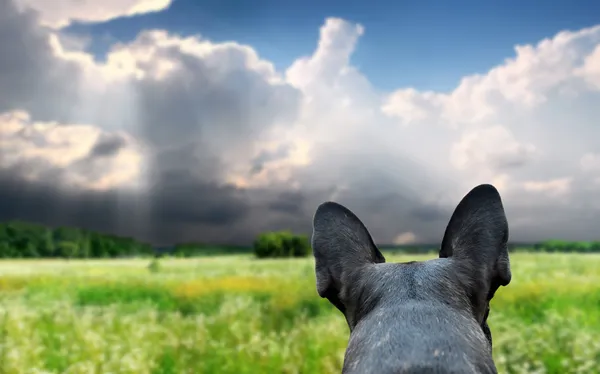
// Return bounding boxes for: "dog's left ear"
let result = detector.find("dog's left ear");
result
[311,201,385,316]
[439,184,511,321]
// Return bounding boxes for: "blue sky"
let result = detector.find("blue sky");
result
[65,0,600,92]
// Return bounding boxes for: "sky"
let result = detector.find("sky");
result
[1,0,600,246]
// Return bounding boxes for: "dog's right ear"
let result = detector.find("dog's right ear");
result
[439,184,511,323]
[311,202,385,314]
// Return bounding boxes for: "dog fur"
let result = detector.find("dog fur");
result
[311,184,511,373]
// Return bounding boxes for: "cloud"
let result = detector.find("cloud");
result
[15,0,173,28]
[393,232,417,245]
[580,153,600,173]
[450,125,537,172]
[576,44,600,89]
[383,25,600,127]
[382,24,600,215]
[0,0,85,120]
[1,0,600,245]
[122,30,302,184]
[522,177,573,198]
[0,110,144,191]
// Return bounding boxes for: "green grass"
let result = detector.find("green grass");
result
[0,252,599,373]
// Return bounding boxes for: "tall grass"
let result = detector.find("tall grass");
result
[0,253,598,373]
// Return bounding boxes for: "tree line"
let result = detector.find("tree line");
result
[532,240,600,253]
[1,220,600,259]
[0,221,154,258]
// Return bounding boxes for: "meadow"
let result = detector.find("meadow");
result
[0,252,598,374]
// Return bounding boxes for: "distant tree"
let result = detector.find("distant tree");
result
[21,241,39,258]
[253,231,311,258]
[39,229,56,257]
[173,243,200,257]
[0,241,12,258]
[78,232,91,258]
[289,234,310,257]
[254,232,282,258]
[57,241,79,259]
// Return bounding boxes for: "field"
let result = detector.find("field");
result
[0,252,599,374]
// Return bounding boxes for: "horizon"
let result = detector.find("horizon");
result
[1,0,600,246]
[0,217,577,249]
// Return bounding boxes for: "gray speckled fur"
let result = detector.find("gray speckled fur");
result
[311,184,512,374]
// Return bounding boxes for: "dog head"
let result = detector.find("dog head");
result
[311,184,511,347]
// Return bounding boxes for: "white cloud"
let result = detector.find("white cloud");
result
[576,44,600,90]
[450,125,536,173]
[522,177,572,198]
[580,152,600,172]
[383,24,600,203]
[383,25,600,127]
[381,88,445,124]
[579,153,600,186]
[16,0,173,28]
[2,0,600,243]
[286,18,365,89]
[393,232,417,245]
[0,110,145,191]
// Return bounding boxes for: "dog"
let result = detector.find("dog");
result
[311,184,511,373]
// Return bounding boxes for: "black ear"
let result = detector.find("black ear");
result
[439,184,511,320]
[311,202,385,315]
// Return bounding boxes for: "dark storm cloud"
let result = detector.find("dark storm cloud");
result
[132,45,301,152]
[149,169,249,226]
[64,133,132,182]
[0,166,124,235]
[0,166,254,245]
[88,133,128,158]
[250,145,290,175]
[488,148,534,170]
[109,31,307,243]
[267,191,305,215]
[6,151,585,246]
[329,191,433,244]
[0,0,82,122]
[0,148,458,246]
[409,204,450,223]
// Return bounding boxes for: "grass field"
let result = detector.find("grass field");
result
[0,252,599,374]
